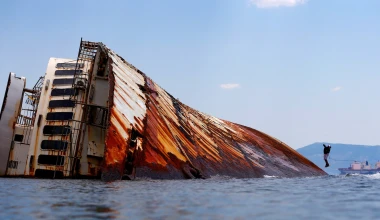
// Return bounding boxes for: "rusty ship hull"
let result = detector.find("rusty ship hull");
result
[0,40,325,180]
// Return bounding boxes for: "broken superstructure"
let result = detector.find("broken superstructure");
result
[0,40,325,180]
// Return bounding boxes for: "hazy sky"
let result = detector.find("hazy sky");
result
[1,0,379,149]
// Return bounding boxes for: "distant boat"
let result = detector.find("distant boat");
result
[338,161,380,175]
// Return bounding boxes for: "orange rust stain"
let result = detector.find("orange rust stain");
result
[103,108,131,177]
[141,142,168,166]
[101,44,325,179]
[144,100,186,163]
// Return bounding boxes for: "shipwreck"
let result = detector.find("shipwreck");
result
[0,40,325,180]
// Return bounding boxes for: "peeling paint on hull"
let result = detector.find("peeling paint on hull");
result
[100,44,326,181]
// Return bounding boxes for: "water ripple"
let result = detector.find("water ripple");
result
[1,174,380,219]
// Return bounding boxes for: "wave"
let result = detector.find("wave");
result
[263,175,279,178]
[364,173,380,179]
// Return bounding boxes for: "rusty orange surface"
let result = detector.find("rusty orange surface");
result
[101,44,326,181]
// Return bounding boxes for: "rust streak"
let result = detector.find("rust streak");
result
[99,42,326,180]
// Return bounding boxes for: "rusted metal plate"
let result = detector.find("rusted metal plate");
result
[102,48,147,181]
[101,44,325,181]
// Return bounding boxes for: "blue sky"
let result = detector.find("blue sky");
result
[1,0,379,149]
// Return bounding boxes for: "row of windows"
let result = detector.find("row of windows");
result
[13,112,73,141]
[35,65,77,164]
[13,137,69,150]
[36,65,78,156]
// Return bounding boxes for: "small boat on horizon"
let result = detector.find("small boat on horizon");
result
[339,161,380,175]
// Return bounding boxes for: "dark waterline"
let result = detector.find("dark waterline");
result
[1,174,380,219]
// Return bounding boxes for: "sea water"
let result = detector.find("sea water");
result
[1,174,380,220]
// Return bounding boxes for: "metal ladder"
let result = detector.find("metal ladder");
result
[54,39,99,178]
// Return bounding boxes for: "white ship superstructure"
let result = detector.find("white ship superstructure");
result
[0,41,107,178]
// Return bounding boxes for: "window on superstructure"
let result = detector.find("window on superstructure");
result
[35,169,63,178]
[55,70,83,76]
[56,63,84,69]
[43,126,71,135]
[53,78,74,85]
[46,112,73,121]
[41,140,68,151]
[14,134,23,142]
[48,100,75,108]
[37,155,65,166]
[51,88,77,96]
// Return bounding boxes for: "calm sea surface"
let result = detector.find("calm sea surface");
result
[1,174,380,220]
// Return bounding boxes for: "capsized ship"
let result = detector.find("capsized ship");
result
[0,39,325,180]
[339,161,380,175]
